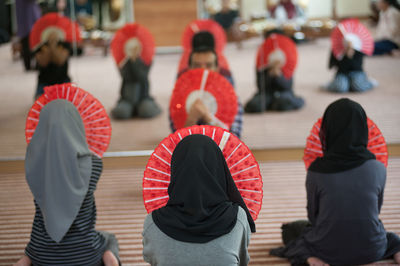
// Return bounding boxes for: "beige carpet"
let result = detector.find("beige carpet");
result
[0,159,399,265]
[0,37,399,158]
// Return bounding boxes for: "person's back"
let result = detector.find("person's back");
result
[143,206,250,266]
[305,159,387,265]
[142,135,255,266]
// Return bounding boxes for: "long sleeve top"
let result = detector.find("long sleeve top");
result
[376,6,400,46]
[142,206,251,266]
[25,156,106,266]
[329,50,364,74]
[304,160,388,265]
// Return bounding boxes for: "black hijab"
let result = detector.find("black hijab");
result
[308,98,376,173]
[152,134,255,243]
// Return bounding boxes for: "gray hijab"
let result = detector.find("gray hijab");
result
[25,99,92,243]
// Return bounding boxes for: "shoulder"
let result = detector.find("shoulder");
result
[236,206,250,231]
[143,213,157,234]
[363,159,386,176]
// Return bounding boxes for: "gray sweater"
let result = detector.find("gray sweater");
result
[304,159,388,265]
[142,206,251,266]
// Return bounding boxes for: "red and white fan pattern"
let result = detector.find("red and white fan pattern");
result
[25,83,112,158]
[303,117,388,169]
[170,69,238,130]
[143,125,263,220]
[111,23,155,67]
[331,18,374,58]
[256,33,298,79]
[30,12,81,51]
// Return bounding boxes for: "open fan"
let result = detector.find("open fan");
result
[143,125,263,220]
[110,23,155,67]
[177,49,231,75]
[331,18,374,59]
[25,83,112,158]
[181,19,227,52]
[170,69,238,130]
[256,33,298,79]
[303,117,388,169]
[30,12,81,51]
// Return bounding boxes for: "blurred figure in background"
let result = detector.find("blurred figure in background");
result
[15,0,41,71]
[212,0,244,47]
[34,31,71,98]
[111,37,161,119]
[325,42,376,93]
[373,0,400,55]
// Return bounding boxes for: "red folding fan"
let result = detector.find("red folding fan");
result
[181,19,227,52]
[303,117,388,169]
[30,12,82,51]
[331,18,374,59]
[170,69,238,130]
[143,125,263,220]
[256,33,298,79]
[177,49,231,74]
[25,83,111,158]
[111,23,155,67]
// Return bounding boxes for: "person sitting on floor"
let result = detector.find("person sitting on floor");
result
[373,0,400,56]
[270,98,400,266]
[34,31,71,98]
[325,41,376,93]
[15,100,120,266]
[245,31,304,112]
[111,38,161,119]
[212,0,244,48]
[142,134,255,266]
[171,46,243,138]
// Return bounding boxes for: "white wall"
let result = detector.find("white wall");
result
[238,0,371,20]
[336,0,371,17]
[305,0,332,18]
[241,0,267,20]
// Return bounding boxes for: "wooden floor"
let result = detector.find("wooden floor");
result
[1,159,399,265]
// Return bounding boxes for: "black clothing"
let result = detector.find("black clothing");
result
[112,58,161,119]
[329,51,364,74]
[152,135,255,244]
[309,98,376,174]
[213,10,239,30]
[245,69,304,112]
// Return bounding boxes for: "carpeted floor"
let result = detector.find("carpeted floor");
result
[1,159,399,265]
[0,37,400,158]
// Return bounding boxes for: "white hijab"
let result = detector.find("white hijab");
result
[25,99,92,243]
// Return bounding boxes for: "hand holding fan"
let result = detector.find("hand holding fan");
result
[26,83,112,158]
[111,23,155,67]
[182,19,227,52]
[170,69,238,130]
[303,117,388,169]
[30,12,81,51]
[143,125,263,220]
[331,19,374,59]
[256,33,298,79]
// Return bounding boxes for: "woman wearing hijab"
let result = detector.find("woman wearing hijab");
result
[15,100,119,266]
[142,134,255,266]
[270,98,400,265]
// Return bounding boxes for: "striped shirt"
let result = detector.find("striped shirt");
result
[25,156,106,266]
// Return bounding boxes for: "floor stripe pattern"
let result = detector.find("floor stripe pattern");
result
[0,159,399,265]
